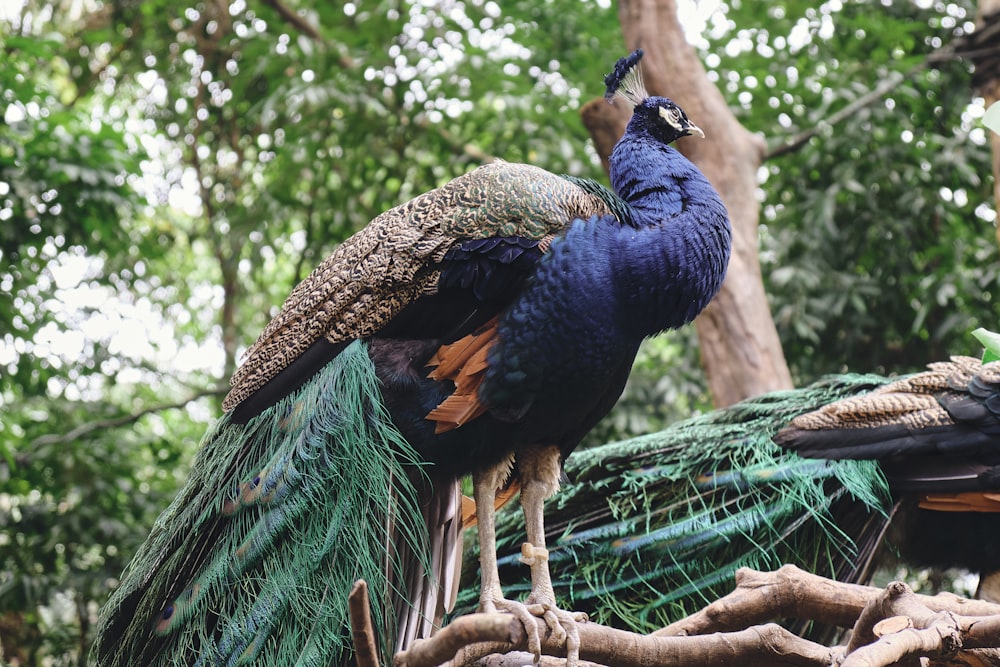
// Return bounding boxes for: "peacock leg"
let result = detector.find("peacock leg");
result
[516,445,584,666]
[473,462,544,660]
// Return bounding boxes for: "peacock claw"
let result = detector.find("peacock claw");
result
[484,597,585,667]
[513,542,586,666]
[537,602,584,667]
[493,598,544,664]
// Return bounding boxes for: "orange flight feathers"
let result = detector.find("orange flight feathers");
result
[918,491,1000,513]
[426,318,498,433]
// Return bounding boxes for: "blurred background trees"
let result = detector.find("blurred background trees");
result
[2,0,998,662]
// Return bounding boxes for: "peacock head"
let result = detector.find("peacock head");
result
[604,49,705,145]
[631,97,704,144]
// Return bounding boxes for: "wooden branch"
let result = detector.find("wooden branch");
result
[349,580,382,667]
[259,0,323,41]
[396,613,834,667]
[466,652,606,667]
[765,14,977,160]
[765,69,909,160]
[391,567,1000,667]
[395,614,524,667]
[659,565,1000,638]
[258,0,492,162]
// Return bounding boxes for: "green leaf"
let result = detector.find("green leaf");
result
[984,101,1000,136]
[971,327,1000,363]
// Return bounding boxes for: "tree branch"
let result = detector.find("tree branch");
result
[765,68,910,160]
[259,0,323,41]
[659,565,1000,638]
[396,614,833,667]
[393,567,1000,667]
[765,28,976,161]
[28,387,227,449]
[254,0,495,163]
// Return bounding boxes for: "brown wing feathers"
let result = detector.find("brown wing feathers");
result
[223,162,612,414]
[776,356,1000,513]
[919,491,1000,512]
[777,356,994,446]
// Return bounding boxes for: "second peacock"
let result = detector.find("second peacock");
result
[91,50,731,666]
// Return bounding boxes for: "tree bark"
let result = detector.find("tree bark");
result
[582,0,793,407]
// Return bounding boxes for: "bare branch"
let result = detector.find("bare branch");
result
[396,614,524,667]
[842,582,958,666]
[658,565,879,636]
[390,567,1000,667]
[765,29,976,161]
[253,0,495,163]
[29,387,227,449]
[465,652,606,667]
[259,0,323,41]
[766,69,911,160]
[395,613,834,667]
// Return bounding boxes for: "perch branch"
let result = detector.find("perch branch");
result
[659,565,1000,638]
[395,614,524,667]
[465,652,606,667]
[391,568,1000,667]
[395,613,834,667]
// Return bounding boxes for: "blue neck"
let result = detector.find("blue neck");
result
[607,132,732,334]
[483,128,732,416]
[611,133,722,227]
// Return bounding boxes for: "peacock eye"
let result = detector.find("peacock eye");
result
[659,105,683,128]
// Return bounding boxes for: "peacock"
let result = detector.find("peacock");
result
[91,50,732,666]
[463,355,1000,634]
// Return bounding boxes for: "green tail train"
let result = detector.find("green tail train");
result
[91,342,431,666]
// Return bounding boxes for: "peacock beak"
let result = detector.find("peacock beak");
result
[685,123,706,139]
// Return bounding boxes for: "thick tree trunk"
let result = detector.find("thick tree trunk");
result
[582,0,792,407]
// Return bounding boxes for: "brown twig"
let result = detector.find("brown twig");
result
[259,0,323,41]
[349,580,381,667]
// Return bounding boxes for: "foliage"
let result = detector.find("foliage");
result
[972,326,1000,361]
[713,0,998,377]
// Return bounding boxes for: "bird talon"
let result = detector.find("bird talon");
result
[541,606,567,643]
[495,599,543,664]
[544,605,581,667]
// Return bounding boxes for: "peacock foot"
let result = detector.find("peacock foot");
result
[481,596,586,667]
[480,543,588,666]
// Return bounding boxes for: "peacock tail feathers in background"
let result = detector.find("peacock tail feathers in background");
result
[458,373,894,634]
[92,341,429,667]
